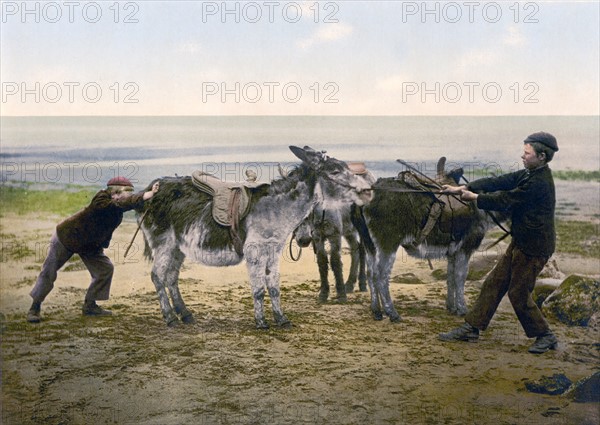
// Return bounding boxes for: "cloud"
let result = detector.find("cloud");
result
[375,75,410,92]
[503,26,526,46]
[456,49,500,70]
[455,25,526,71]
[177,42,202,54]
[297,23,353,50]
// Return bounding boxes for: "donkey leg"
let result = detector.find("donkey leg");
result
[357,242,368,292]
[374,250,401,322]
[448,250,469,316]
[330,237,347,302]
[264,258,291,328]
[344,235,360,293]
[366,250,383,320]
[151,252,179,327]
[446,253,458,314]
[246,258,270,329]
[164,250,195,324]
[246,243,290,329]
[314,238,330,303]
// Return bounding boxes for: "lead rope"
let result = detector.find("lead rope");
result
[289,229,302,261]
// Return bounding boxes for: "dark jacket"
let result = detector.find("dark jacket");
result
[56,190,145,254]
[468,165,556,257]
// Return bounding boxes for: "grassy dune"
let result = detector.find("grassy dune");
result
[0,184,97,217]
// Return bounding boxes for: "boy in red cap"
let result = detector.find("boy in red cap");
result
[27,177,159,322]
[438,132,560,354]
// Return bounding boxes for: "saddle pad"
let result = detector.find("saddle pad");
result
[192,171,254,227]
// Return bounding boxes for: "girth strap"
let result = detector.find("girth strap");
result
[411,200,443,247]
[229,188,244,256]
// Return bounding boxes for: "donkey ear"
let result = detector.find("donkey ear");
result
[289,145,321,168]
[436,156,447,178]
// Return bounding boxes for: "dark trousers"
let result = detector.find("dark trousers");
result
[30,233,114,303]
[465,242,550,338]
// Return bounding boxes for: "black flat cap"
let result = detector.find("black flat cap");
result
[524,131,559,152]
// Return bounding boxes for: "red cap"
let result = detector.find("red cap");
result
[107,176,134,187]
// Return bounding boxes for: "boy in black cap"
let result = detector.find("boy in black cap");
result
[27,177,159,322]
[438,131,559,354]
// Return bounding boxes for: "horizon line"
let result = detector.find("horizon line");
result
[1,114,599,118]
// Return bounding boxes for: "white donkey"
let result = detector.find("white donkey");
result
[138,146,373,328]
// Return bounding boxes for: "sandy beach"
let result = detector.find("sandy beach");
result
[1,182,598,425]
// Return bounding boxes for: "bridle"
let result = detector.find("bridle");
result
[288,160,360,263]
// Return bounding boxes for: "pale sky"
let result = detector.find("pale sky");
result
[1,1,599,115]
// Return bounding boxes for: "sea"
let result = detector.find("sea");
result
[1,116,598,188]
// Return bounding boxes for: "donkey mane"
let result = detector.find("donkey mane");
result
[265,164,316,197]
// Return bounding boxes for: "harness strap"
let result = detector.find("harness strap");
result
[228,188,244,256]
[411,200,443,247]
[373,186,442,194]
[460,175,511,237]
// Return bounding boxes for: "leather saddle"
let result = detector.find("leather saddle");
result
[192,171,269,255]
[347,161,368,176]
[398,157,476,243]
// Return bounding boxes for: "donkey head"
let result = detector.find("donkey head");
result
[436,156,464,185]
[289,146,373,207]
[294,218,313,248]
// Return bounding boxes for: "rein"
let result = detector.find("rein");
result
[288,229,302,261]
[396,159,469,207]
[124,209,148,258]
[373,186,443,194]
[459,175,512,240]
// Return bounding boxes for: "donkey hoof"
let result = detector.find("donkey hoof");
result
[277,319,293,329]
[166,316,180,327]
[389,314,402,323]
[318,293,329,303]
[181,313,196,324]
[373,311,384,321]
[256,321,270,330]
[455,306,468,316]
[447,306,467,316]
[335,294,348,303]
[359,285,368,292]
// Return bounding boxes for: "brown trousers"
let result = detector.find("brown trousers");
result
[465,242,550,338]
[30,233,114,303]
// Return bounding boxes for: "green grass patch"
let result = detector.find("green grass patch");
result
[0,185,97,216]
[553,170,600,182]
[0,238,36,261]
[556,220,600,258]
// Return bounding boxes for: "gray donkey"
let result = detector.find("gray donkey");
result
[138,146,373,328]
[294,170,376,302]
[353,158,507,321]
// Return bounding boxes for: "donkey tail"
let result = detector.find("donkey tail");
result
[351,204,375,255]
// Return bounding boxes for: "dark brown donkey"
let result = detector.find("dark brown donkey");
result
[354,157,508,321]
